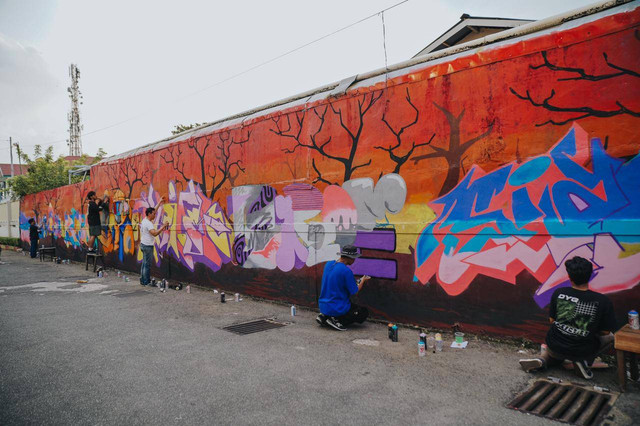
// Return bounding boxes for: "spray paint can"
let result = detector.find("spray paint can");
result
[419,332,427,347]
[435,333,443,352]
[388,324,394,340]
[117,271,121,278]
[391,325,398,342]
[126,276,130,282]
[151,279,156,287]
[186,285,191,294]
[291,305,296,316]
[418,340,426,357]
[629,310,639,330]
[220,291,226,303]
[427,336,435,353]
[235,293,240,302]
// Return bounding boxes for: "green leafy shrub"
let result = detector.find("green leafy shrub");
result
[0,237,21,247]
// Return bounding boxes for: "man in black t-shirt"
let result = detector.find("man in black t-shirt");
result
[28,218,40,258]
[86,191,108,252]
[519,256,618,379]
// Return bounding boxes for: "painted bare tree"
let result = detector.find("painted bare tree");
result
[160,129,250,201]
[375,87,435,174]
[42,189,60,213]
[272,90,383,184]
[412,103,494,197]
[271,108,332,184]
[510,31,640,126]
[113,155,149,200]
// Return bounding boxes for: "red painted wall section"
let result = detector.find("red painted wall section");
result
[21,5,640,340]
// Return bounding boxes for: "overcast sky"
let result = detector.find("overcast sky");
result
[0,0,597,163]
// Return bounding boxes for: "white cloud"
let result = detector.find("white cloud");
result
[0,32,67,157]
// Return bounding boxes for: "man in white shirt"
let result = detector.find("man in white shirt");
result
[140,200,168,286]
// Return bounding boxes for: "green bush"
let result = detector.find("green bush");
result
[0,237,20,247]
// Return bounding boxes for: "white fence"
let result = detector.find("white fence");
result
[0,200,20,239]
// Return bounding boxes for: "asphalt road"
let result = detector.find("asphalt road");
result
[0,250,638,425]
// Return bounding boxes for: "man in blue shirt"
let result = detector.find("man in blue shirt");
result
[316,245,370,331]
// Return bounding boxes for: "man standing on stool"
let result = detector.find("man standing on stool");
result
[316,245,370,331]
[139,199,167,287]
[86,191,108,253]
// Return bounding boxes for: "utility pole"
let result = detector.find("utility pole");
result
[6,137,14,238]
[9,136,14,177]
[67,64,83,157]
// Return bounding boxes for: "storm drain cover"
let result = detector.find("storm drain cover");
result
[113,291,150,298]
[222,319,287,335]
[507,379,618,425]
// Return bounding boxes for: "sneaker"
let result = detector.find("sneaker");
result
[573,359,593,380]
[316,314,327,326]
[325,317,347,331]
[519,358,544,373]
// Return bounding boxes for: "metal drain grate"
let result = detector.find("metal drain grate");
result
[113,291,150,298]
[222,319,287,335]
[508,379,618,425]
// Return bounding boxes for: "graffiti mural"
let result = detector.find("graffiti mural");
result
[230,174,407,277]
[414,124,640,306]
[18,3,640,339]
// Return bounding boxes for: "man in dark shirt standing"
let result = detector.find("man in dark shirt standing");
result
[86,191,108,252]
[520,256,618,379]
[28,218,39,258]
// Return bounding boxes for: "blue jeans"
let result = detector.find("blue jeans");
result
[140,244,153,285]
[30,239,38,258]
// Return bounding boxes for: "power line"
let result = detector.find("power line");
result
[21,0,410,150]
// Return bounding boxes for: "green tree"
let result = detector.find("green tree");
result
[7,145,89,198]
[171,123,203,135]
[93,148,107,162]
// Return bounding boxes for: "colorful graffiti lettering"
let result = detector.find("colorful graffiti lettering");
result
[414,124,640,306]
[230,174,406,277]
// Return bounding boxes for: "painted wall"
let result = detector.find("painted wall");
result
[21,5,640,340]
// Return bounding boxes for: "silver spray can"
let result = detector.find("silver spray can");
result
[234,293,240,302]
[629,310,639,330]
[291,305,296,316]
[186,285,191,294]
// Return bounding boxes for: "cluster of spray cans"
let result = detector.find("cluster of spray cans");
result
[388,324,444,356]
[216,290,241,302]
[150,279,182,292]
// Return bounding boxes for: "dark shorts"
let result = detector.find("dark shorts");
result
[89,225,102,237]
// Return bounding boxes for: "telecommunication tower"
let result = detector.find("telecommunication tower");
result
[67,64,83,156]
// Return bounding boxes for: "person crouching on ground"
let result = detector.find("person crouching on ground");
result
[86,191,109,252]
[139,201,168,287]
[519,256,617,379]
[28,218,40,258]
[316,245,371,331]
